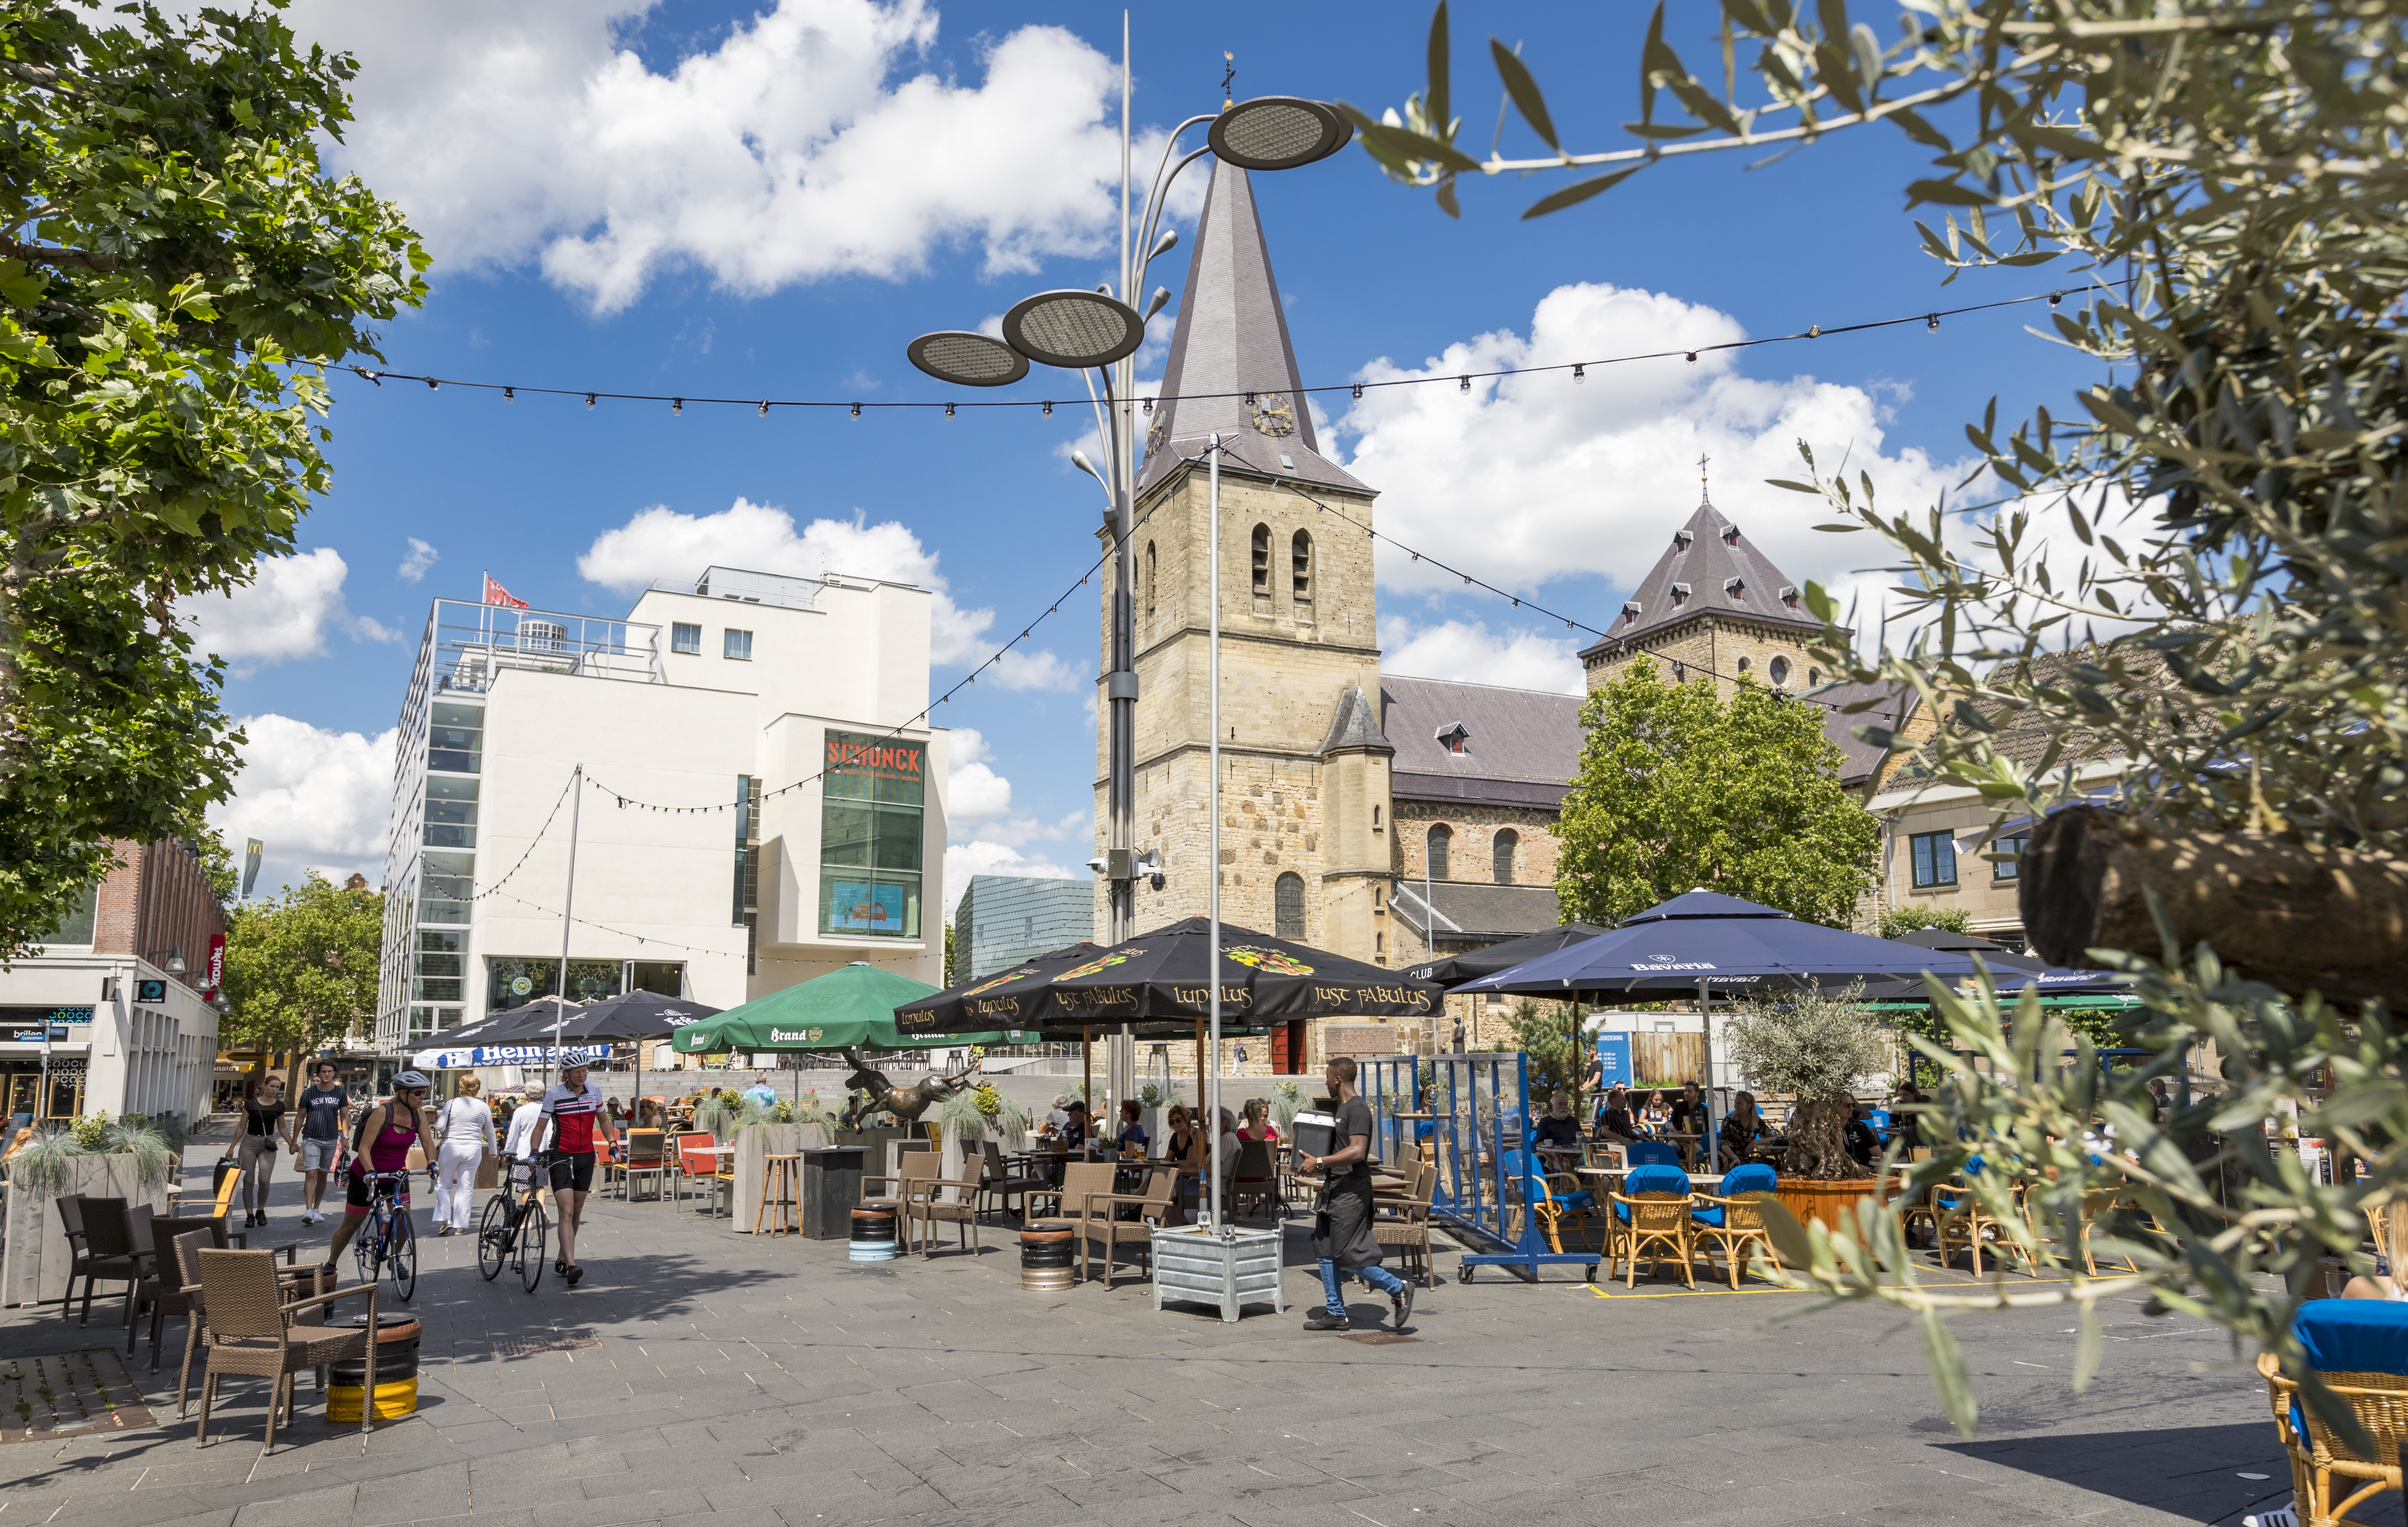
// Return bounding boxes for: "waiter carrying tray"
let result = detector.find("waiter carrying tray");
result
[1296,1057,1413,1333]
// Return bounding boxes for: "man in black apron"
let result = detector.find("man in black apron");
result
[1296,1056,1413,1332]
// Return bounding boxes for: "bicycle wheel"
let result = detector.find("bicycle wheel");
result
[385,1197,416,1302]
[520,1200,547,1293]
[354,1205,380,1286]
[476,1194,510,1281]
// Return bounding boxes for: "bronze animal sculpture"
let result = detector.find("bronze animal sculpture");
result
[838,1048,976,1128]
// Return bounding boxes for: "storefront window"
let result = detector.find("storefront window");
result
[819,731,924,938]
[486,956,624,1014]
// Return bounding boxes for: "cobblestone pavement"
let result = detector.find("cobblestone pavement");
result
[0,1145,2303,1527]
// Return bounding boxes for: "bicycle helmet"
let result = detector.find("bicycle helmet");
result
[393,1070,432,1091]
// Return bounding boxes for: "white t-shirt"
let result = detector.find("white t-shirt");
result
[503,1103,547,1161]
[436,1096,494,1150]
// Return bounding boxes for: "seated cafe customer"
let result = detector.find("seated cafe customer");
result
[1532,1092,1582,1149]
[1116,1098,1148,1156]
[1061,1100,1089,1153]
[1718,1090,1767,1170]
[1593,1085,1639,1145]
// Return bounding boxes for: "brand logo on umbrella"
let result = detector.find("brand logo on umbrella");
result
[1630,956,1716,970]
[964,965,1037,996]
[770,1028,825,1043]
[1054,950,1140,982]
[1226,946,1314,976]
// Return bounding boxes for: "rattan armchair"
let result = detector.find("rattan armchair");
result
[1372,1161,1438,1289]
[2259,1350,2408,1527]
[905,1159,987,1258]
[1691,1191,1779,1290]
[1935,1180,2035,1277]
[1605,1192,1700,1289]
[192,1248,377,1454]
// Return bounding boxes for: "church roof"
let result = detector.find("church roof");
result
[1576,496,1822,661]
[1137,162,1368,496]
[1380,675,1584,810]
[1318,687,1393,755]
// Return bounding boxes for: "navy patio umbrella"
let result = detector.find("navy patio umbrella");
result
[1404,922,1609,989]
[1457,890,1989,1001]
[1858,926,2134,1003]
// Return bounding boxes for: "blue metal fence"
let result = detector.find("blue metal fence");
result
[1360,1053,1600,1282]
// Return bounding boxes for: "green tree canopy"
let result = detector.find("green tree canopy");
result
[1878,906,1973,942]
[220,871,383,1084]
[0,1,425,959]
[1555,657,1878,930]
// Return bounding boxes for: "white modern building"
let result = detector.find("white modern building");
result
[374,567,951,1055]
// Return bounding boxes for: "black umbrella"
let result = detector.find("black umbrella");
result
[539,989,723,1112]
[1404,922,1609,989]
[895,917,1443,1036]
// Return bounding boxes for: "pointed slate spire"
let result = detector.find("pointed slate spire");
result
[1138,161,1367,495]
[1579,494,1822,658]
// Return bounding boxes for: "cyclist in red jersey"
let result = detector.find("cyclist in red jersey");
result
[538,1061,616,1286]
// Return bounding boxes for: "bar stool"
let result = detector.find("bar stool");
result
[755,1154,801,1236]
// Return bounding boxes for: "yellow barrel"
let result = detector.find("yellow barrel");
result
[326,1377,418,1421]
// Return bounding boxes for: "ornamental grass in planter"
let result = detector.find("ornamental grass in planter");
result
[1723,982,1893,1240]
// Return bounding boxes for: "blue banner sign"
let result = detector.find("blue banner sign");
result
[417,1044,613,1069]
[1594,1032,1633,1088]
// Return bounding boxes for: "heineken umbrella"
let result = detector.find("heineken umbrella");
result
[409,998,582,1068]
[541,991,723,1115]
[893,916,1444,1036]
[672,961,1043,1057]
[1404,922,1609,989]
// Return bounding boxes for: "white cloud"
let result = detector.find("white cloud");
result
[179,550,399,672]
[1333,282,1973,623]
[207,715,397,894]
[1379,616,1585,696]
[398,538,439,583]
[941,727,1082,912]
[284,0,1195,314]
[578,497,1072,673]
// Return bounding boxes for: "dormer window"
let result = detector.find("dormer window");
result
[1672,529,1693,550]
[1724,576,1745,599]
[1436,722,1470,755]
[1780,585,1799,609]
[1722,523,1742,546]
[1669,582,1691,606]
[1621,600,1642,625]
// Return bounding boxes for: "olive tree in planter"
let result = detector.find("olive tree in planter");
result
[1724,984,1891,1232]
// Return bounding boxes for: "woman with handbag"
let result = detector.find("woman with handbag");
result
[222,1074,291,1227]
[431,1075,496,1236]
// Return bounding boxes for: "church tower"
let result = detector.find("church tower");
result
[1097,163,1396,975]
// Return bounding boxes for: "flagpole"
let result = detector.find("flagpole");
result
[548,764,583,1090]
[1207,433,1224,1237]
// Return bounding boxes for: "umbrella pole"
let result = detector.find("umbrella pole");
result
[1083,1027,1092,1129]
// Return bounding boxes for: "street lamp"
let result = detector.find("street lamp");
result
[906,19,1349,1126]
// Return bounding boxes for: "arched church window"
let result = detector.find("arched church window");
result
[1251,524,1271,595]
[1275,873,1305,939]
[1493,829,1519,885]
[1769,656,1791,687]
[1736,655,1750,673]
[1426,824,1452,881]
[1291,530,1313,606]
[1145,541,1157,616]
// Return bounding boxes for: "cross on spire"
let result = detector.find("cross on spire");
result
[1698,453,1711,504]
[1222,51,1234,111]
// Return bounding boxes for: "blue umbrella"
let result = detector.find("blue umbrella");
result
[1458,890,1989,1000]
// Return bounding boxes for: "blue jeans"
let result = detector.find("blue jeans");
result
[1319,1257,1405,1313]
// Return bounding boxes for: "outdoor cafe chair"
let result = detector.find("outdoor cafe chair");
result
[2261,1301,2408,1527]
[1372,1161,1439,1288]
[191,1247,376,1456]
[1690,1162,1780,1290]
[618,1129,670,1202]
[1229,1139,1281,1222]
[670,1133,721,1211]
[1607,1163,1702,1289]
[1042,1162,1125,1281]
[173,1166,245,1224]
[905,1157,987,1259]
[69,1197,147,1332]
[1624,1140,1682,1169]
[976,1140,1048,1223]
[863,1150,938,1250]
[1503,1148,1597,1255]
[1934,1160,2035,1277]
[1064,1164,1175,1288]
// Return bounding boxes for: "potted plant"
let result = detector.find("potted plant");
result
[2,1116,178,1306]
[1722,982,1891,1241]
[1267,1080,1304,1137]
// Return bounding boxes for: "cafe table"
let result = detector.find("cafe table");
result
[1576,1165,1727,1195]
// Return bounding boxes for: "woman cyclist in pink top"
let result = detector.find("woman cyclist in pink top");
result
[326,1071,438,1267]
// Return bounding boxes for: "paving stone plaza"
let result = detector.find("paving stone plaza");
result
[0,1141,2308,1527]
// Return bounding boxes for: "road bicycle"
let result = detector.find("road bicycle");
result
[476,1154,548,1293]
[353,1169,421,1302]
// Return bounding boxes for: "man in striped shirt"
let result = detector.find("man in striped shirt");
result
[538,1062,616,1286]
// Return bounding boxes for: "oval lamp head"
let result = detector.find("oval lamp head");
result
[906,331,1030,387]
[1144,286,1172,322]
[1208,97,1353,171]
[1071,450,1105,484]
[1002,289,1146,369]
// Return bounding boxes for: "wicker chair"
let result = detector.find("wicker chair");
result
[2260,1350,2408,1527]
[1691,1191,1779,1290]
[1372,1161,1438,1288]
[860,1150,937,1251]
[1055,1163,1172,1287]
[1230,1139,1283,1222]
[1606,1192,1701,1289]
[905,1156,987,1259]
[192,1248,377,1454]
[1935,1180,2034,1277]
[69,1197,148,1331]
[976,1141,1048,1223]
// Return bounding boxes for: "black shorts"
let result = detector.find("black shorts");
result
[546,1151,596,1194]
[345,1170,411,1212]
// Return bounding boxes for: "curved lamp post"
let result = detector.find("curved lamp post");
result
[908,22,1349,1145]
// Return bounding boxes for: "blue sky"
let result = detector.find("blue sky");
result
[194,0,2102,902]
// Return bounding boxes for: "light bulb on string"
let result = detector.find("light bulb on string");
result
[425,378,439,391]
[672,398,683,414]
[1351,384,1362,400]
[945,402,955,419]
[757,401,769,416]
[850,403,861,419]
[503,387,515,402]
[1458,375,1470,393]
[1042,401,1052,417]
[584,394,596,410]
[1572,365,1584,383]
[1927,314,1941,332]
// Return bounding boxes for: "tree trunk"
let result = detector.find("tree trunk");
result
[1786,1099,1867,1181]
[2020,806,2408,1007]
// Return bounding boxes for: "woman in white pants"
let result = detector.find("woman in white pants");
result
[432,1075,495,1235]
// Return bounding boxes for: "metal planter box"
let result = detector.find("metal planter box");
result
[1151,1225,1284,1323]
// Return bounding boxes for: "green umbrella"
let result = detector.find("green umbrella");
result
[672,961,1042,1054]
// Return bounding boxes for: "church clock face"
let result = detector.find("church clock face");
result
[1250,392,1297,439]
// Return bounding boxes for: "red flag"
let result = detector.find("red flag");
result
[482,572,528,609]
[204,932,225,999]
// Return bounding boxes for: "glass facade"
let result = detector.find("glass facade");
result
[820,730,923,938]
[410,700,483,1042]
[428,701,482,774]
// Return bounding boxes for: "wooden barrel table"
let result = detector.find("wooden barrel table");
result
[850,1201,899,1263]
[328,1314,422,1421]
[1020,1219,1075,1291]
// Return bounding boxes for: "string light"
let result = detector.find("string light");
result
[584,394,595,410]
[945,402,955,419]
[672,397,683,414]
[757,401,769,416]
[343,280,2128,421]
[1926,314,1940,332]
[425,378,438,390]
